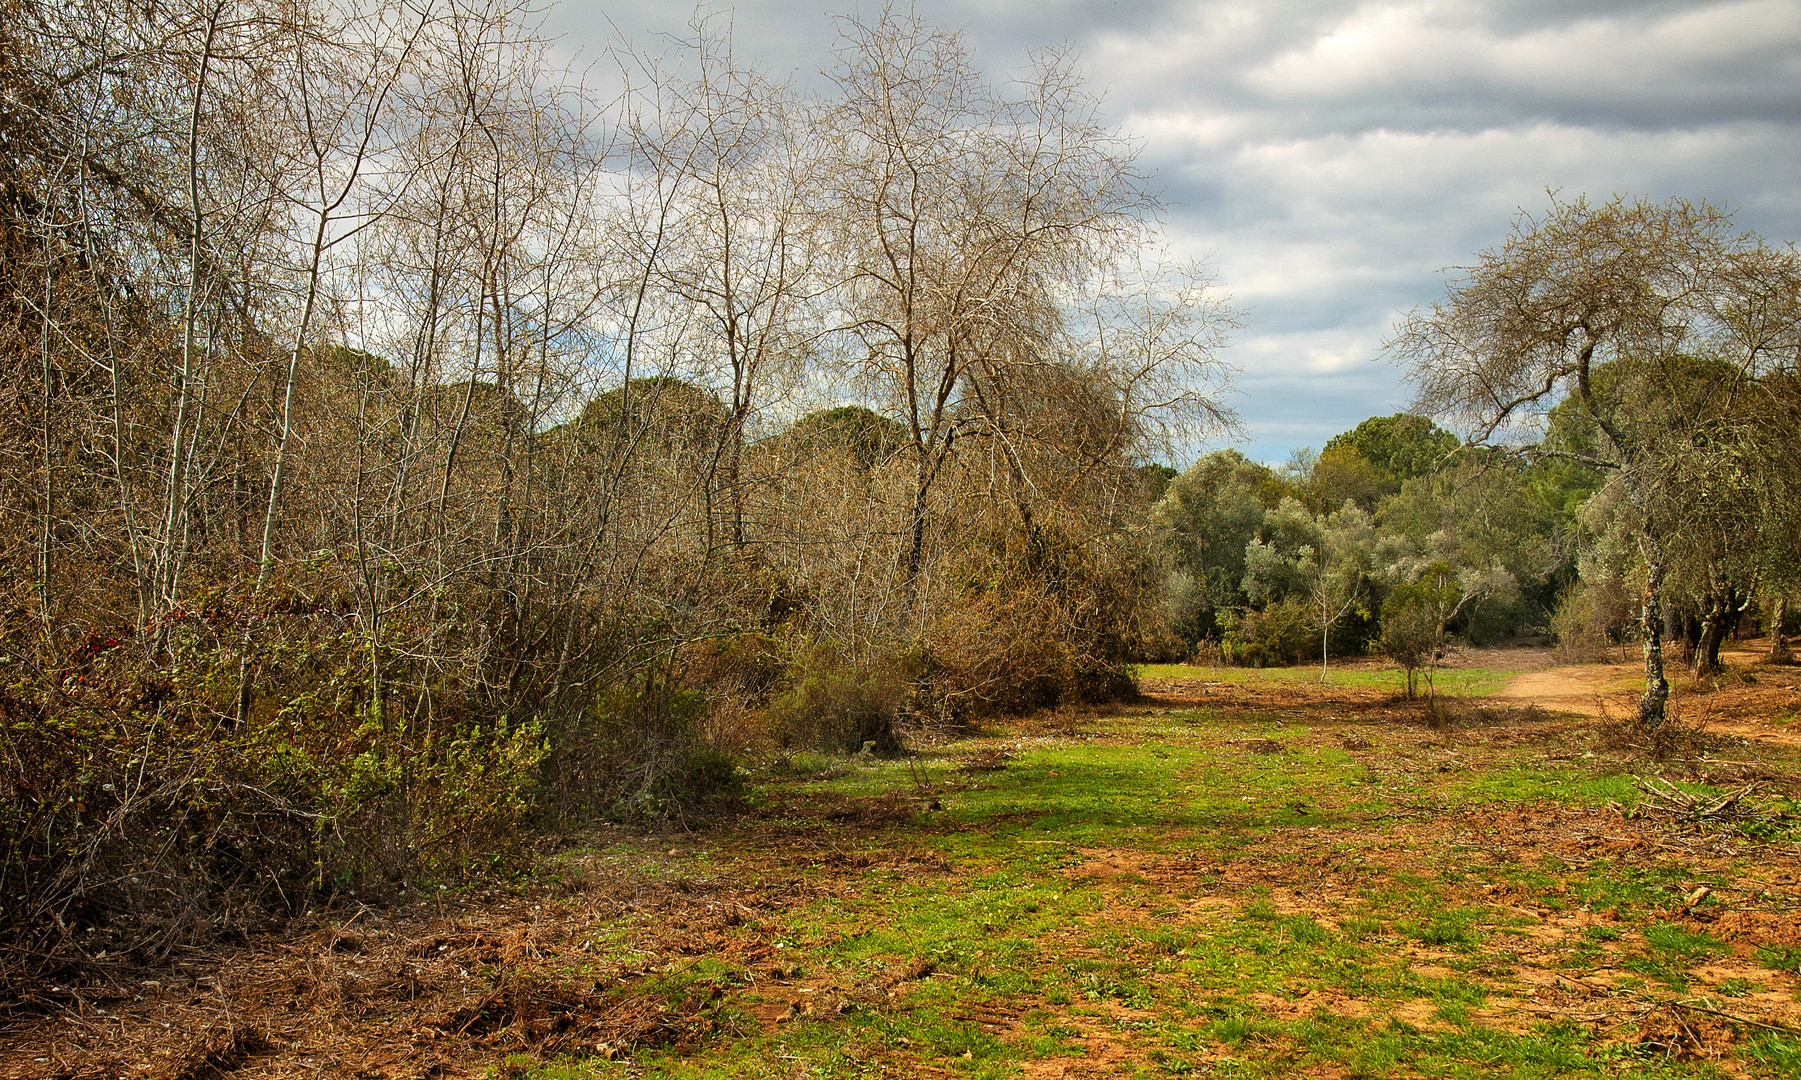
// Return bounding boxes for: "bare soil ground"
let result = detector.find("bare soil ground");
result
[1494,641,1801,749]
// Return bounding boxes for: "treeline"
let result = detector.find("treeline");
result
[0,0,1231,975]
[1151,416,1570,690]
[1160,404,1797,693]
[1155,196,1801,716]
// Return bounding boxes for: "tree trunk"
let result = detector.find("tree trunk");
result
[1637,544,1670,732]
[38,267,53,640]
[1693,586,1738,676]
[905,477,929,598]
[1771,595,1791,662]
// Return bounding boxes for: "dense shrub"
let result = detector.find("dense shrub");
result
[1550,579,1634,661]
[1218,600,1313,667]
[759,644,905,754]
[921,524,1146,720]
[0,599,548,982]
[543,677,743,824]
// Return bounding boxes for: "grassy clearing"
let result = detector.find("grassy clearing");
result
[523,686,1801,1080]
[11,668,1799,1079]
[1133,662,1519,697]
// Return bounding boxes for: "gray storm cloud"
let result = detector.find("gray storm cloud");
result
[541,0,1801,463]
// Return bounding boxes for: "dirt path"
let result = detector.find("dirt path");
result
[1493,662,1637,718]
[1495,643,1801,748]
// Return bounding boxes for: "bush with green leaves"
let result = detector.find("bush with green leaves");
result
[1380,584,1443,698]
[1218,599,1314,667]
[0,600,551,983]
[759,645,905,754]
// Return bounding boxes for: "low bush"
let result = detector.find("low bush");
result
[1595,699,1713,761]
[1551,583,1613,661]
[758,644,904,754]
[0,600,550,988]
[1218,599,1313,667]
[919,523,1147,721]
[544,676,743,823]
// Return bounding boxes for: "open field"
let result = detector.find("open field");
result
[5,657,1801,1080]
[1132,654,1532,698]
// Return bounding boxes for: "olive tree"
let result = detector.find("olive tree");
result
[1392,195,1801,731]
[1241,497,1382,677]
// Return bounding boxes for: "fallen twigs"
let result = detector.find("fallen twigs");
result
[1670,997,1801,1037]
[1623,776,1791,829]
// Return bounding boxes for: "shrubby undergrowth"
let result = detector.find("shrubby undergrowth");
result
[0,0,1216,983]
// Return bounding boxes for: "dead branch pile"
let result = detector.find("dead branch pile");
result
[1626,776,1776,825]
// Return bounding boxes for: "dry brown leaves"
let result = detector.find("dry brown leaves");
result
[0,868,814,1080]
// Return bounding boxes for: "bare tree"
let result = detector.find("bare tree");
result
[826,10,1150,606]
[637,19,823,552]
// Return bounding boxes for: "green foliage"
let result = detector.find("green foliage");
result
[0,596,554,974]
[1156,398,1642,670]
[1377,460,1550,642]
[783,405,907,470]
[574,377,727,449]
[1219,599,1314,667]
[1300,444,1388,513]
[1380,583,1444,698]
[1321,413,1459,490]
[1155,450,1288,645]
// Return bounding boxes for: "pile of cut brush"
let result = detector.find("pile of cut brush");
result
[0,869,814,1080]
[1622,776,1798,839]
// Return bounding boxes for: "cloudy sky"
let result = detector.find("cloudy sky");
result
[542,0,1801,465]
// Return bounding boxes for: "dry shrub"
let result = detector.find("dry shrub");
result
[681,633,785,700]
[544,676,743,825]
[1696,665,1759,690]
[1416,696,1549,731]
[917,524,1146,724]
[1189,639,1226,667]
[1596,698,1712,760]
[1551,580,1633,662]
[757,644,906,755]
[958,747,1014,772]
[923,590,1080,718]
[699,692,763,760]
[921,589,1136,722]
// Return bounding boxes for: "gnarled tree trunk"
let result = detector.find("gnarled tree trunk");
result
[1638,543,1670,732]
[1694,587,1733,675]
[1771,595,1791,662]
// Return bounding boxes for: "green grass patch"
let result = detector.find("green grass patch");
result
[1134,662,1520,696]
[520,671,1800,1080]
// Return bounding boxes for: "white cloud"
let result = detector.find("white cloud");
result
[539,0,1801,460]
[1243,0,1801,117]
